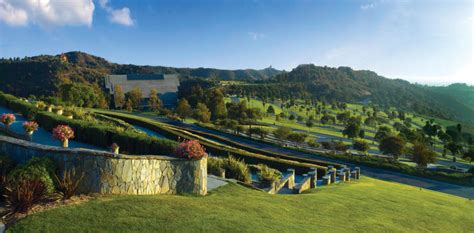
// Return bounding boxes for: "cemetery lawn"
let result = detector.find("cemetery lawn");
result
[8,177,474,232]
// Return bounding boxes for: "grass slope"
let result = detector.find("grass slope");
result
[9,177,474,232]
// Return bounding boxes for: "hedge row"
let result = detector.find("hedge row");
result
[96,110,328,175]
[0,92,177,156]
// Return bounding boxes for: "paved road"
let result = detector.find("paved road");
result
[137,114,474,199]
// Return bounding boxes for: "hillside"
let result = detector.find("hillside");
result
[9,178,474,232]
[225,64,474,124]
[0,51,282,97]
[0,53,472,123]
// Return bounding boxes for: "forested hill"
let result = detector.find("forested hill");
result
[0,51,282,97]
[421,83,474,111]
[225,64,474,124]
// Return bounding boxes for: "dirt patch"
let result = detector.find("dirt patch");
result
[1,194,98,229]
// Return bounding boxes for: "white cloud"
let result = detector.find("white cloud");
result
[0,0,94,27]
[248,32,265,40]
[99,0,134,26]
[360,3,375,10]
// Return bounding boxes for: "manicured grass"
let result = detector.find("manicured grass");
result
[8,177,474,232]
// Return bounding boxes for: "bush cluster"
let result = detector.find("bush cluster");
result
[207,156,251,183]
[2,156,87,216]
[256,164,282,186]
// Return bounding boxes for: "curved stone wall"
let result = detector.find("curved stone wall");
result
[0,136,207,195]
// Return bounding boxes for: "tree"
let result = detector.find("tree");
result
[60,83,107,108]
[446,142,462,156]
[126,87,143,110]
[305,120,314,132]
[176,98,192,119]
[342,119,361,139]
[336,112,351,124]
[114,84,125,109]
[287,132,308,144]
[375,126,392,141]
[148,88,162,112]
[194,102,211,123]
[206,88,227,120]
[353,140,369,153]
[273,126,292,140]
[358,129,366,139]
[379,135,406,159]
[125,99,133,112]
[247,127,266,139]
[411,143,437,168]
[266,105,275,115]
[462,147,474,163]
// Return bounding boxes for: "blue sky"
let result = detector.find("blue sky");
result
[0,0,472,85]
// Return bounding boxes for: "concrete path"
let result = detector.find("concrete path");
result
[207,175,228,191]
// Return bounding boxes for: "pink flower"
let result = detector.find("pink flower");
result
[52,125,74,142]
[23,121,39,132]
[1,113,16,125]
[175,140,207,160]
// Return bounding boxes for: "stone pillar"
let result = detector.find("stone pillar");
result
[337,171,346,182]
[308,171,317,188]
[355,167,361,179]
[219,168,226,178]
[330,168,337,183]
[196,157,208,195]
[322,175,331,185]
[287,168,295,189]
[344,168,351,182]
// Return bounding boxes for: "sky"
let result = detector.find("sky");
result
[0,0,472,85]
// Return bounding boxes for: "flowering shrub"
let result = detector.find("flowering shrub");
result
[23,121,39,132]
[1,113,16,126]
[175,140,207,160]
[52,125,74,142]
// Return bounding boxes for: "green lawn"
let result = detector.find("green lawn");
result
[8,177,474,232]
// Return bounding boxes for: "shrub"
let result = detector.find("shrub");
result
[287,132,308,143]
[353,140,369,152]
[273,126,292,139]
[54,168,85,200]
[207,157,225,176]
[3,179,49,215]
[307,141,320,148]
[8,157,56,195]
[257,164,282,186]
[223,156,251,183]
[175,140,208,160]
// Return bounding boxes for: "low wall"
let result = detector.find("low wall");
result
[0,136,207,195]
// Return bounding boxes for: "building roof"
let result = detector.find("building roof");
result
[104,74,180,97]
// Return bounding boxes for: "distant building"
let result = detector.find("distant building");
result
[104,74,180,107]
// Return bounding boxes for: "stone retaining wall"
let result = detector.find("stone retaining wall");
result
[0,136,207,195]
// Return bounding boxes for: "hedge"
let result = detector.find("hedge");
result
[0,92,177,156]
[95,110,329,175]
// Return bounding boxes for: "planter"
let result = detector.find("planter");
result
[62,139,69,148]
[26,130,34,136]
[5,123,11,130]
[113,147,120,154]
[56,109,63,115]
[47,106,53,112]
